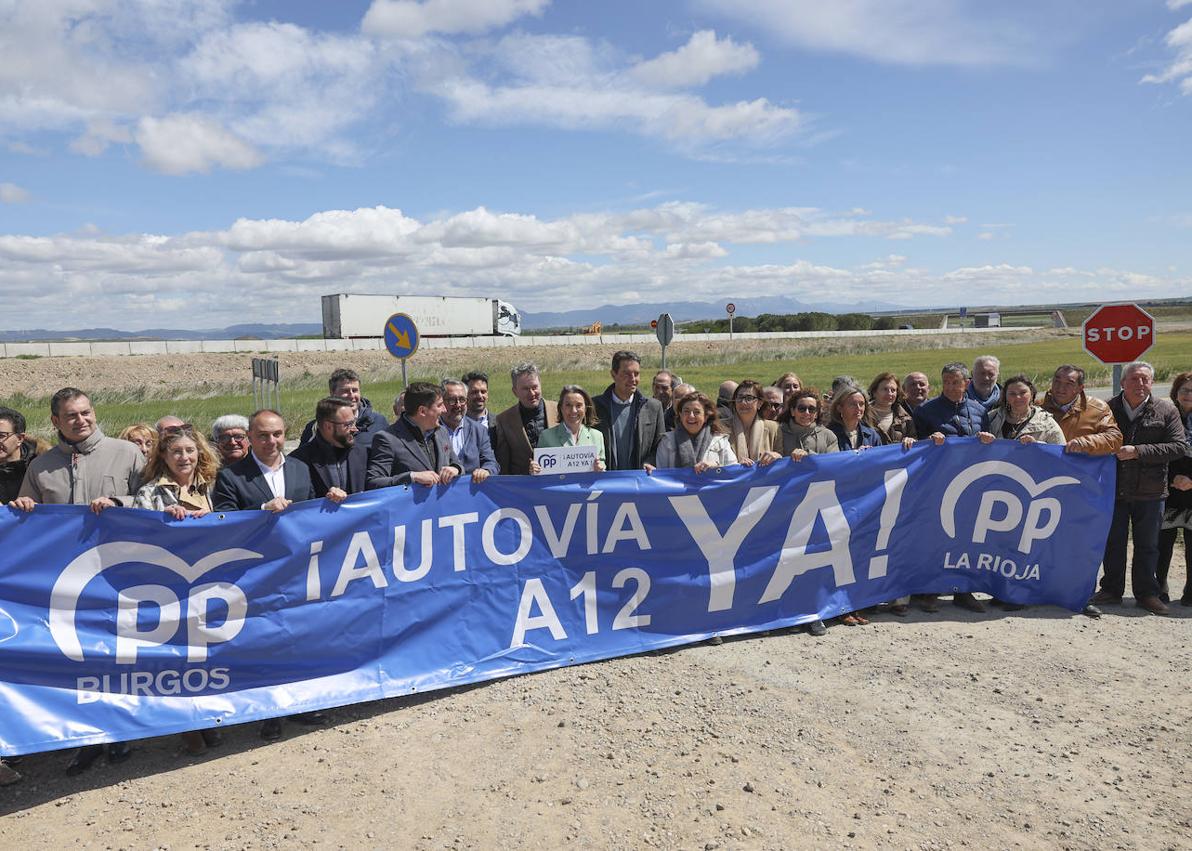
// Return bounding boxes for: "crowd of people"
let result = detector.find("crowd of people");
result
[1,355,1189,787]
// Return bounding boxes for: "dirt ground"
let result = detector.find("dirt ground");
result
[2,554,1189,850]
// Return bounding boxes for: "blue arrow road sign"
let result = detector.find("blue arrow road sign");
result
[384,312,420,360]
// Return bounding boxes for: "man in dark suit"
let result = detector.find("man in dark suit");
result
[213,409,318,512]
[296,368,388,448]
[492,363,559,475]
[210,408,325,741]
[594,351,665,471]
[440,379,498,479]
[290,397,369,498]
[367,382,464,488]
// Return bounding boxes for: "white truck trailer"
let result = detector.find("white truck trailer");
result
[321,294,521,339]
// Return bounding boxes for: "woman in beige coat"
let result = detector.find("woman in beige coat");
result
[725,380,783,466]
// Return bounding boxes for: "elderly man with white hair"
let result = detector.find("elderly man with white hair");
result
[1091,362,1187,616]
[966,355,1001,411]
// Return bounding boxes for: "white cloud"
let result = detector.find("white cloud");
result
[631,30,759,88]
[0,183,31,203]
[135,114,264,175]
[362,0,549,38]
[5,200,1181,330]
[70,118,133,157]
[1142,15,1192,95]
[695,0,1033,66]
[977,231,995,240]
[1169,1,1192,10]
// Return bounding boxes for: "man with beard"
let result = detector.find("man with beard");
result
[291,397,369,498]
[299,368,388,447]
[966,355,1002,411]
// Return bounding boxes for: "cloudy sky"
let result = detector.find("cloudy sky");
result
[1,0,1191,330]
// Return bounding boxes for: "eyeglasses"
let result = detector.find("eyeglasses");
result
[217,433,248,445]
[762,401,782,409]
[0,432,16,441]
[794,405,818,414]
[736,395,759,404]
[330,420,360,430]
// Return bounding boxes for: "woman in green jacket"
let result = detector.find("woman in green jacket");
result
[531,385,606,473]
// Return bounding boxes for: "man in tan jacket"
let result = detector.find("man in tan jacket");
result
[1040,365,1123,456]
[492,363,558,475]
[1040,364,1124,618]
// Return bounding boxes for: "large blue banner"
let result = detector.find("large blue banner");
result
[0,440,1114,756]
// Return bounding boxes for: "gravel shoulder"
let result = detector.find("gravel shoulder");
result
[2,565,1189,850]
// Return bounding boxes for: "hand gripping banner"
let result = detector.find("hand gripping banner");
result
[0,440,1114,756]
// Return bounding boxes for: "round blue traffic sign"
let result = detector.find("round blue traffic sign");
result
[383,312,420,359]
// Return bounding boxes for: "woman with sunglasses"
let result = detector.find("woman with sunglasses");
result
[779,389,839,460]
[726,380,783,466]
[776,389,837,636]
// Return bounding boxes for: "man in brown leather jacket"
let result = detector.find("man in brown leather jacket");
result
[1041,364,1124,456]
[1089,362,1186,616]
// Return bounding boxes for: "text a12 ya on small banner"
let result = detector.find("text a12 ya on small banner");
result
[0,440,1114,755]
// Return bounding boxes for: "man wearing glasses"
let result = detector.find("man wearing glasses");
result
[291,397,370,498]
[439,379,498,479]
[210,415,251,466]
[760,386,784,421]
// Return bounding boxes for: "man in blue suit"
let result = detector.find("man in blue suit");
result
[213,409,318,512]
[439,379,498,480]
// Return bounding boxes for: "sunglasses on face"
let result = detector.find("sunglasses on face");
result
[161,423,195,435]
[217,433,248,445]
[794,405,818,414]
[762,401,782,409]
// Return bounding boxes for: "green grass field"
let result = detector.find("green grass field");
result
[8,330,1191,440]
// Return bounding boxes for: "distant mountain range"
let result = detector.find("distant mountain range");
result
[0,298,905,341]
[520,296,906,329]
[0,323,323,342]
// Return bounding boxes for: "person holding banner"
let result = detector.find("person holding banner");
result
[367,382,465,489]
[914,362,990,443]
[132,425,218,517]
[981,376,1064,446]
[724,380,783,466]
[438,379,498,481]
[1091,362,1186,616]
[212,410,316,514]
[827,385,883,451]
[9,387,145,773]
[532,385,606,473]
[291,397,372,496]
[779,389,839,459]
[0,406,43,505]
[653,391,737,472]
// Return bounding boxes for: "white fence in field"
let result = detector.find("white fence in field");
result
[0,326,1039,359]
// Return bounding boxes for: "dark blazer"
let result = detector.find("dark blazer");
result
[297,398,389,449]
[289,434,370,497]
[593,386,666,470]
[443,416,500,475]
[493,402,560,476]
[212,454,316,511]
[367,416,463,489]
[828,421,883,450]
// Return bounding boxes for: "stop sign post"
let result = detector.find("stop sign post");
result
[1082,303,1155,395]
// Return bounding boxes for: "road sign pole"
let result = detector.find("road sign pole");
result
[661,344,667,370]
[1112,364,1122,397]
[729,315,734,339]
[401,358,409,389]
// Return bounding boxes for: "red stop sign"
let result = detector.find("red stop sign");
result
[1082,303,1155,364]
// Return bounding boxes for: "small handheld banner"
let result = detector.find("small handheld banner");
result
[533,445,599,474]
[0,440,1114,756]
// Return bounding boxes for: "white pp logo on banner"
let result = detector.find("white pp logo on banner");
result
[939,461,1080,554]
[50,542,262,664]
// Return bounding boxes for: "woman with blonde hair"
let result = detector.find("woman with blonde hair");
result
[118,423,156,460]
[133,425,220,519]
